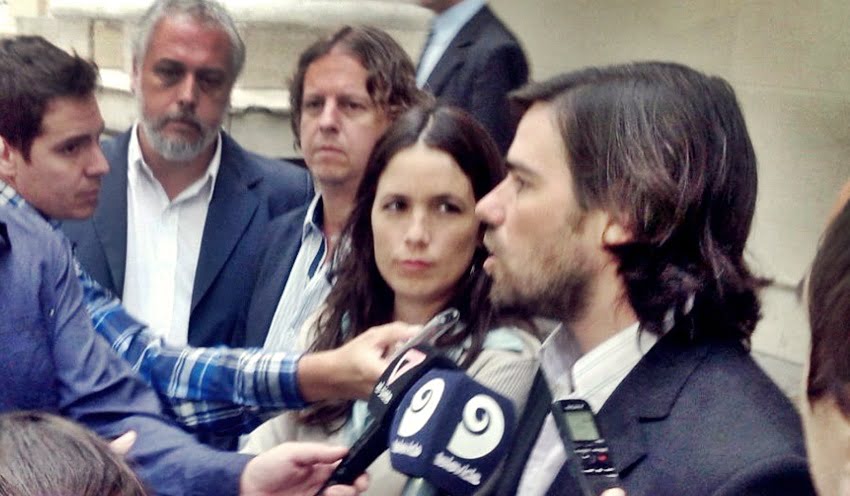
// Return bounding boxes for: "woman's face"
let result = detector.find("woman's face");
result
[371,142,480,319]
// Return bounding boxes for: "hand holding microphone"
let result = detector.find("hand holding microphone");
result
[315,343,457,492]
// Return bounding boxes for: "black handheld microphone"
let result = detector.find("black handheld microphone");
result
[388,369,516,496]
[316,344,457,492]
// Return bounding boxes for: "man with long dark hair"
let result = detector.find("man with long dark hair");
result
[476,62,815,495]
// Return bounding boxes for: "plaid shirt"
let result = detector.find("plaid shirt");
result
[1,181,306,434]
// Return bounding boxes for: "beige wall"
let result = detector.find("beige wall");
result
[490,0,850,370]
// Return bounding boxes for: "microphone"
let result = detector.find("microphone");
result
[388,369,516,496]
[316,345,457,491]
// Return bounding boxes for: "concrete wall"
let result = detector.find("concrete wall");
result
[489,0,850,393]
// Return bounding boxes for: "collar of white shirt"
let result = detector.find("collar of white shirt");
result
[516,322,658,496]
[540,321,657,412]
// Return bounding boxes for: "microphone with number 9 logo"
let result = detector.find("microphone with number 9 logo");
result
[388,369,516,496]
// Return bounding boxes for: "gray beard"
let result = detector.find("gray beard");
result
[139,116,218,163]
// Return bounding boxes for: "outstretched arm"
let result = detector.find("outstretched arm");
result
[77,262,415,433]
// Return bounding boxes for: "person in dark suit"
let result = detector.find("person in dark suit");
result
[475,62,816,495]
[241,26,429,349]
[416,0,528,153]
[62,0,312,349]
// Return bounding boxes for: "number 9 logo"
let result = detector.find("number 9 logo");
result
[396,378,445,437]
[446,394,505,460]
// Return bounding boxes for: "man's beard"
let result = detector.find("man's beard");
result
[139,108,219,163]
[489,255,592,325]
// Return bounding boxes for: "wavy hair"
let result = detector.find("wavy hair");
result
[511,62,766,342]
[289,25,430,149]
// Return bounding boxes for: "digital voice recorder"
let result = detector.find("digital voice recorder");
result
[551,399,621,496]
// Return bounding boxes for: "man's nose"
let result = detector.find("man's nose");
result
[176,74,199,110]
[476,178,508,226]
[318,100,341,131]
[88,145,110,178]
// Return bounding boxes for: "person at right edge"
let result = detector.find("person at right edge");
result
[475,62,816,495]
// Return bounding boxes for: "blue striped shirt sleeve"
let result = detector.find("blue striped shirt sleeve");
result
[76,260,307,434]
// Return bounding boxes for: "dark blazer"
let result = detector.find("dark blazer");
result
[62,130,312,348]
[238,205,309,348]
[422,5,529,153]
[494,327,815,495]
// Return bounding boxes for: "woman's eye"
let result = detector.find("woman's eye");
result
[384,199,406,211]
[438,202,462,214]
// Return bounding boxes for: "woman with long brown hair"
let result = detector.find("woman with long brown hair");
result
[244,104,540,494]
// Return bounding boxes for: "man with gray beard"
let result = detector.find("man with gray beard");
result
[63,0,311,351]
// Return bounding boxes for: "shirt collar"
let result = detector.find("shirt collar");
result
[128,122,222,204]
[301,193,325,242]
[540,321,657,412]
[0,179,60,229]
[431,0,486,43]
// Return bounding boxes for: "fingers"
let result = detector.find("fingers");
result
[108,430,137,456]
[320,474,369,496]
[358,322,420,354]
[285,442,350,466]
[321,486,358,496]
[600,489,626,496]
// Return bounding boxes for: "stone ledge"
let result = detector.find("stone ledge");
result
[50,0,430,29]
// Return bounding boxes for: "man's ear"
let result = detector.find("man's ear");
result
[601,215,633,247]
[0,136,20,181]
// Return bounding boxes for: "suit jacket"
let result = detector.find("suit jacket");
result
[423,5,529,153]
[239,204,309,347]
[494,327,815,495]
[62,130,312,348]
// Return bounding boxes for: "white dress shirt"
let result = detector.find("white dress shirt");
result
[263,195,333,353]
[122,123,222,346]
[517,322,658,496]
[416,0,487,88]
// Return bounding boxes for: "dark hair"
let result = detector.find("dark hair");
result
[302,104,507,428]
[133,0,245,77]
[511,62,766,342]
[807,199,850,416]
[0,411,147,496]
[289,25,430,148]
[0,36,98,161]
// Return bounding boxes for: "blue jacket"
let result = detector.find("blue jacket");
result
[62,130,312,347]
[0,204,249,495]
[239,204,310,347]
